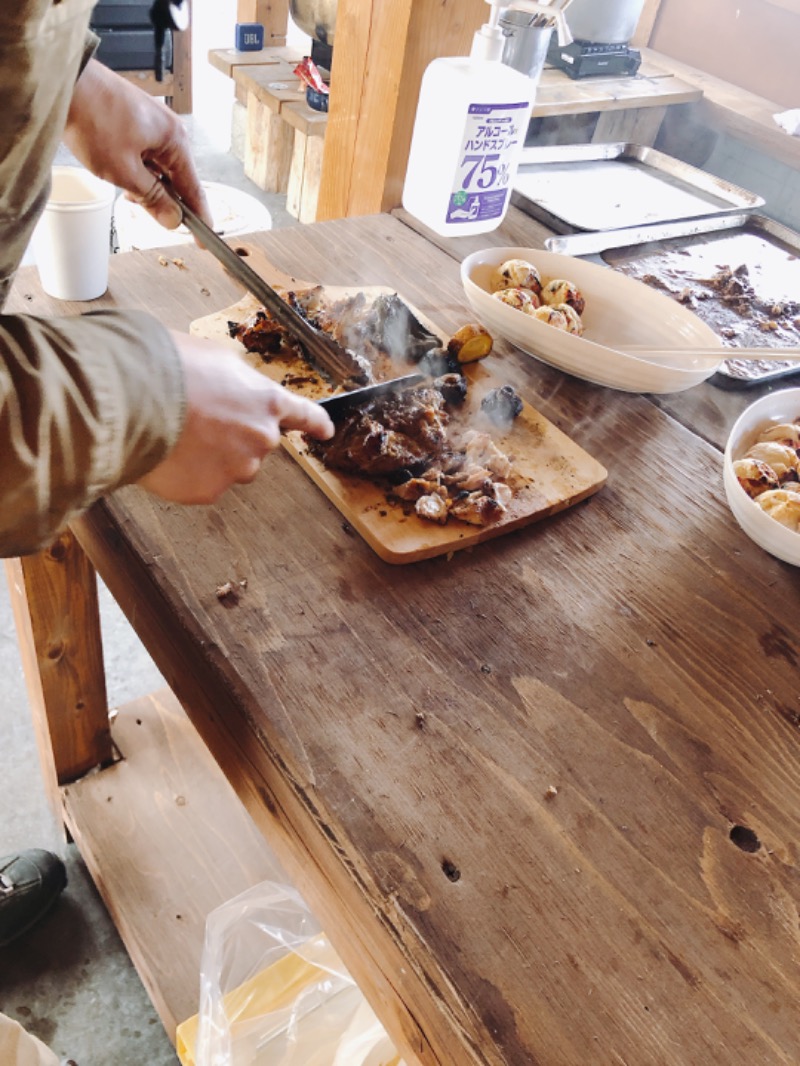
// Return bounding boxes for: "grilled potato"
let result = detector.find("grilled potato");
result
[447,323,494,363]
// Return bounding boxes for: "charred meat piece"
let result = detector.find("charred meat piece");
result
[229,310,303,359]
[307,378,516,527]
[292,288,443,367]
[233,288,456,385]
[367,293,444,363]
[415,493,450,524]
[232,292,371,386]
[450,483,512,525]
[307,379,457,478]
[481,385,523,426]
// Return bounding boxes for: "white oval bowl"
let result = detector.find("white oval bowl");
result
[460,246,724,393]
[723,388,800,566]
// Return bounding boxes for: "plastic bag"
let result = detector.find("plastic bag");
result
[774,109,800,136]
[178,879,403,1066]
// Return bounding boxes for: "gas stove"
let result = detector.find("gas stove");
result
[547,38,642,79]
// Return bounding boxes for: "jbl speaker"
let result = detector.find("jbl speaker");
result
[235,22,264,51]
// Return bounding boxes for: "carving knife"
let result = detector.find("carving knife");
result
[316,373,425,421]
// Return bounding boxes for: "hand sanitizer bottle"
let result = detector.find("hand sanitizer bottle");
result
[402,1,543,237]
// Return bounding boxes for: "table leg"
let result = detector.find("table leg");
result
[5,530,114,835]
[593,104,668,146]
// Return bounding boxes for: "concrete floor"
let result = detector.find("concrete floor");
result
[0,6,306,1063]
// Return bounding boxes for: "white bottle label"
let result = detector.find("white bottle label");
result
[446,101,530,226]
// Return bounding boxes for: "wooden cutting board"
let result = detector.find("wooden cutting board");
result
[190,247,607,564]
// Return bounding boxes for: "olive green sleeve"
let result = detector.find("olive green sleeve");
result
[0,309,185,557]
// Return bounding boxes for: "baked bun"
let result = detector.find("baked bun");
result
[541,279,585,317]
[529,305,569,330]
[553,303,583,335]
[492,287,538,311]
[493,259,542,296]
[755,488,800,531]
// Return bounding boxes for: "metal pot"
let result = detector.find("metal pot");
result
[289,0,337,45]
[564,0,646,44]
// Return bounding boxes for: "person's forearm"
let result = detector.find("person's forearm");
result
[0,310,184,556]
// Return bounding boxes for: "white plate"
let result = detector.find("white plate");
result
[113,180,273,252]
[723,388,800,566]
[460,246,724,393]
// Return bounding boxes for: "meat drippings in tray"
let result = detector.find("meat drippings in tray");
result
[229,287,454,387]
[305,375,524,527]
[606,231,800,381]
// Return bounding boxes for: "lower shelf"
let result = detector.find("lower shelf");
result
[62,688,286,1040]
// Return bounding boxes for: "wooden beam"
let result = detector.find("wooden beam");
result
[237,0,290,45]
[4,533,113,801]
[169,22,192,113]
[631,0,664,47]
[316,0,487,221]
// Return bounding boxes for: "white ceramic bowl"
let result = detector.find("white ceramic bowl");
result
[460,246,724,393]
[723,388,800,566]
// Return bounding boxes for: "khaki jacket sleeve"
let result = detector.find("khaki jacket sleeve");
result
[0,309,185,557]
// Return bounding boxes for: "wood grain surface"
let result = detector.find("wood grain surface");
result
[7,213,800,1066]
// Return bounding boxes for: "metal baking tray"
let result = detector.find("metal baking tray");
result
[511,143,764,234]
[547,213,800,387]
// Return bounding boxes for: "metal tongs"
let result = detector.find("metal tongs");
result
[155,173,364,385]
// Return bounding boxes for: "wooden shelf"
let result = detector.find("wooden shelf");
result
[62,688,285,1041]
[232,54,328,223]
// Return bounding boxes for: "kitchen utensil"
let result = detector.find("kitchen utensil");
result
[548,213,800,387]
[513,143,762,234]
[564,0,646,44]
[620,345,800,365]
[156,174,362,385]
[460,246,723,393]
[289,0,336,45]
[317,374,424,421]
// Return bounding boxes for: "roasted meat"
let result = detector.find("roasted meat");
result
[481,385,523,427]
[229,310,302,358]
[308,378,458,478]
[230,287,453,387]
[307,376,516,527]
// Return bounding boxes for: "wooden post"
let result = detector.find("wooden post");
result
[316,0,487,221]
[237,0,290,45]
[169,17,193,114]
[631,0,665,47]
[4,531,113,830]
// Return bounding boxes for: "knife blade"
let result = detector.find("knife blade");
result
[155,174,369,386]
[317,373,425,422]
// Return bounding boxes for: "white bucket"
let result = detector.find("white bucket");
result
[31,166,115,301]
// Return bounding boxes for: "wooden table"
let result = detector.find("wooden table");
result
[6,210,800,1066]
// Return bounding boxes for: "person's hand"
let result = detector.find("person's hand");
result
[63,59,211,230]
[137,332,335,504]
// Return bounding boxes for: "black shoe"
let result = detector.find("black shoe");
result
[0,849,67,946]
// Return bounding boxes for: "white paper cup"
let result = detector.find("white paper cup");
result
[31,166,116,301]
